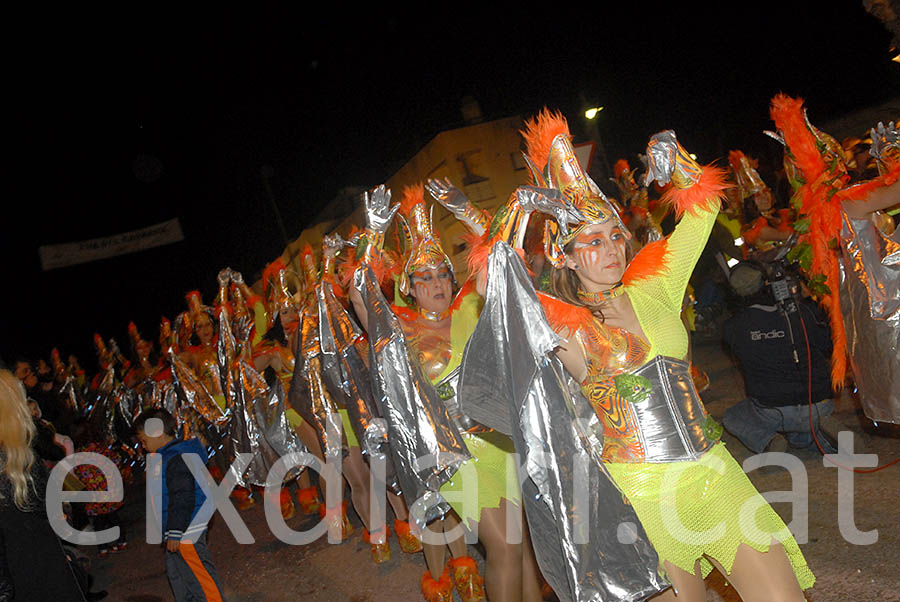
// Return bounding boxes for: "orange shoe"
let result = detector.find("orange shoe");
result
[447,556,486,602]
[318,500,354,540]
[296,486,321,515]
[231,487,255,511]
[393,518,423,553]
[421,568,453,602]
[280,488,296,520]
[363,526,392,564]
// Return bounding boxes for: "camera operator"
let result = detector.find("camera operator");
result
[722,262,842,454]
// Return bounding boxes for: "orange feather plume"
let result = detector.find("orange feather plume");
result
[399,183,425,218]
[659,165,730,218]
[537,291,593,334]
[463,231,491,284]
[613,159,630,179]
[521,108,570,174]
[770,94,850,387]
[623,239,670,285]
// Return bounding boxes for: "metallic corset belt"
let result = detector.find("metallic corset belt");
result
[626,355,716,463]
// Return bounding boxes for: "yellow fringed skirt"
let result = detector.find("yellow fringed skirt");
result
[606,442,815,589]
[439,430,520,525]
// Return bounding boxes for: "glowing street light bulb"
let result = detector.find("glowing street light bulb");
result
[689,153,698,160]
[585,107,604,119]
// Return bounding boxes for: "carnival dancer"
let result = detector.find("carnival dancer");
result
[182,291,227,410]
[351,183,540,602]
[289,239,416,561]
[181,278,260,511]
[475,110,814,601]
[614,158,662,246]
[252,258,318,518]
[729,150,793,253]
[766,96,900,424]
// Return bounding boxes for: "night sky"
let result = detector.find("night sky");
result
[4,3,898,369]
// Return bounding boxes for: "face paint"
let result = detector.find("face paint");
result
[569,223,628,288]
[410,266,453,314]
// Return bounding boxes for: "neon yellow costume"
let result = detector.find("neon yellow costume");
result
[583,203,813,585]
[491,112,813,589]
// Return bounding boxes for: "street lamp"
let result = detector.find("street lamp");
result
[584,106,604,120]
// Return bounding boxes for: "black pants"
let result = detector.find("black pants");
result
[92,510,126,549]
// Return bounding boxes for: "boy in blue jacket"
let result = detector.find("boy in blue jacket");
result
[134,409,226,601]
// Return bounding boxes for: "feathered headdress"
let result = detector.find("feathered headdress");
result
[521,109,627,269]
[127,321,145,354]
[727,150,769,200]
[159,316,176,354]
[612,158,648,208]
[396,183,454,296]
[262,257,293,327]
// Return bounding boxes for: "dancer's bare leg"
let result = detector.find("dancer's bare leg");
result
[650,561,705,602]
[387,491,408,521]
[294,422,330,501]
[521,520,543,602]
[707,541,805,602]
[441,510,467,559]
[478,499,531,602]
[342,446,373,531]
[296,469,311,490]
[423,521,448,580]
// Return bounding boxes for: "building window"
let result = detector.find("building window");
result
[463,181,495,203]
[510,151,527,171]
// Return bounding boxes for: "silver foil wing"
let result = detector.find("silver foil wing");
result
[255,376,308,460]
[167,351,232,475]
[168,351,229,427]
[58,376,83,416]
[354,266,471,524]
[317,282,380,448]
[227,361,270,487]
[840,214,900,424]
[288,308,345,462]
[459,242,667,602]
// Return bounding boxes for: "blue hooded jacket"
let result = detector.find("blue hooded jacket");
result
[158,437,209,541]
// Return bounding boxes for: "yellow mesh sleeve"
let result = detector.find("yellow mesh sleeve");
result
[643,203,719,313]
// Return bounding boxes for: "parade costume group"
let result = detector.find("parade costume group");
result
[19,97,900,602]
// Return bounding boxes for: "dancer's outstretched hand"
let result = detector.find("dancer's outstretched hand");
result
[364,185,398,233]
[642,130,701,189]
[322,233,345,258]
[426,177,469,216]
[517,185,585,238]
[870,121,898,163]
